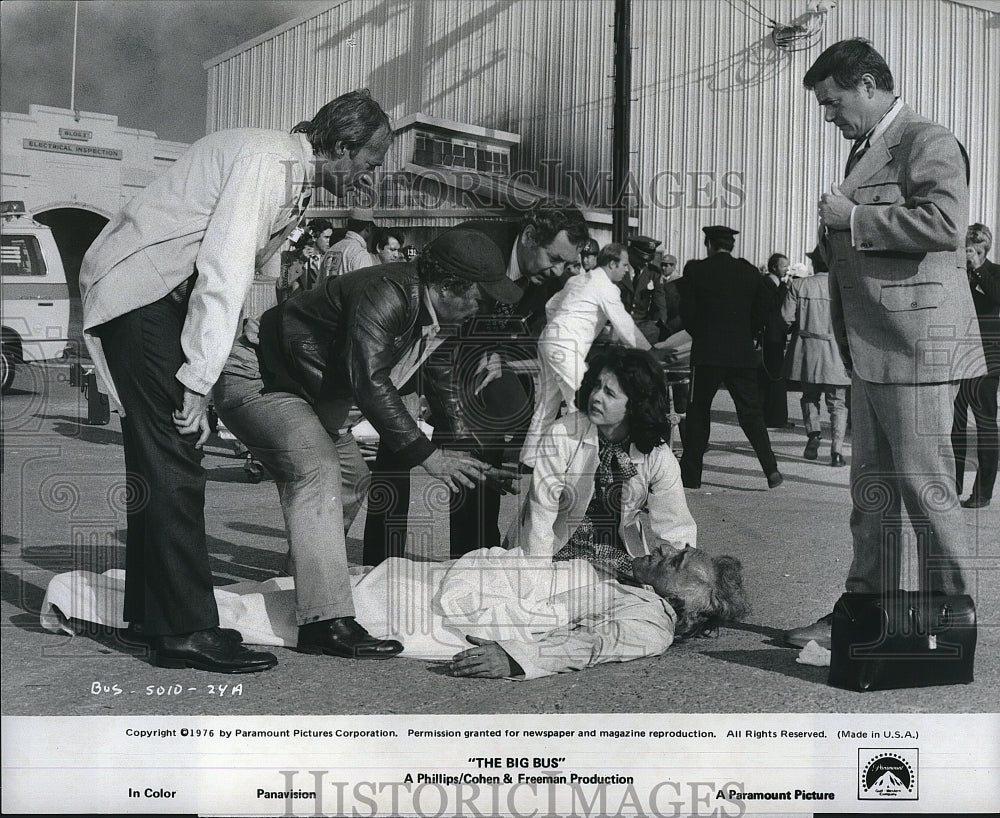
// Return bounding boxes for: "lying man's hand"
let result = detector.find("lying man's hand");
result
[449,636,523,678]
[421,449,491,493]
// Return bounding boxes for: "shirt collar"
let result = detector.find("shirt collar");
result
[419,285,441,336]
[345,231,367,247]
[507,239,523,283]
[861,97,903,148]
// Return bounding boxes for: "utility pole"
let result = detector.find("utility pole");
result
[611,0,632,243]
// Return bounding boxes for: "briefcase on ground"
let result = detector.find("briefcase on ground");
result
[828,592,976,692]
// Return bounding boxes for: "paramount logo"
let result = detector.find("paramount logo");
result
[859,749,918,800]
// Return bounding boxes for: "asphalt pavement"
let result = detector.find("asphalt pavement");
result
[2,361,998,716]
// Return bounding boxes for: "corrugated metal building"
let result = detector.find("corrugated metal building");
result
[205,0,999,268]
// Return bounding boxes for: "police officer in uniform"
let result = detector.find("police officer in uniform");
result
[627,235,670,345]
[679,226,782,489]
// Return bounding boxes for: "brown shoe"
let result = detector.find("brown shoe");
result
[831,453,847,467]
[784,613,833,650]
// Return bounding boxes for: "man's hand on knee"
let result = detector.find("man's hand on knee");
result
[173,387,211,449]
[420,449,490,493]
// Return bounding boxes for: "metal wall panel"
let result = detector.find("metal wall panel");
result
[206,0,999,266]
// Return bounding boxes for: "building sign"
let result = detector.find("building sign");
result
[58,128,93,141]
[22,139,122,160]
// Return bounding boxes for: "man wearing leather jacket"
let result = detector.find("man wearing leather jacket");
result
[213,229,520,659]
[363,202,590,563]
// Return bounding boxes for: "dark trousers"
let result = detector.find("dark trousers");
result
[951,373,1000,500]
[758,340,788,427]
[96,295,219,635]
[681,364,778,483]
[362,371,530,565]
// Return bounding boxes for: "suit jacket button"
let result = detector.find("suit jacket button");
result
[873,196,881,201]
[911,301,918,307]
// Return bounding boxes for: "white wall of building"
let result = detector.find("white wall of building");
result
[205,0,999,268]
[1,104,188,219]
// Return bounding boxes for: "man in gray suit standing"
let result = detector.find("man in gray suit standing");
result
[785,39,985,649]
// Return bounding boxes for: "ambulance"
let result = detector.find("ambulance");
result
[1,201,71,392]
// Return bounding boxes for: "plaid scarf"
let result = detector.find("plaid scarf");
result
[553,437,637,575]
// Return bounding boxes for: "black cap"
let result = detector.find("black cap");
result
[628,235,661,258]
[702,225,739,240]
[424,228,521,303]
[581,238,599,257]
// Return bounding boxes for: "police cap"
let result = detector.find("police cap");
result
[702,225,739,240]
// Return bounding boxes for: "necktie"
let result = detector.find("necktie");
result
[844,139,868,178]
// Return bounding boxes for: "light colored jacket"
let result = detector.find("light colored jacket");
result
[820,103,985,384]
[781,273,850,386]
[80,129,315,405]
[323,232,378,277]
[505,415,697,558]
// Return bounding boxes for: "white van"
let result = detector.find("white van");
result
[1,201,70,391]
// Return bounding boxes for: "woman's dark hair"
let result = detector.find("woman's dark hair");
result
[766,253,788,273]
[668,555,750,641]
[574,346,672,453]
[291,89,392,157]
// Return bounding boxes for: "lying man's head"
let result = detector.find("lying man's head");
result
[631,545,749,640]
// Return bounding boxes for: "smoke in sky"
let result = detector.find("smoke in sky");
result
[0,0,331,143]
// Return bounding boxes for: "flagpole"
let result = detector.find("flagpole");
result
[70,0,79,111]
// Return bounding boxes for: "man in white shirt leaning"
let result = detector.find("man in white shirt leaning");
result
[79,89,393,674]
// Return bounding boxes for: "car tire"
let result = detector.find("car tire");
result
[1,346,15,393]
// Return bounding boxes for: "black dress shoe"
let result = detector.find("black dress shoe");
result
[767,471,784,488]
[784,613,834,650]
[125,622,243,644]
[961,495,991,509]
[297,617,403,660]
[803,434,821,460]
[830,453,847,467]
[151,628,277,673]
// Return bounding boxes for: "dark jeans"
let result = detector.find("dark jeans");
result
[681,364,778,483]
[951,373,1000,500]
[363,371,531,565]
[95,295,219,636]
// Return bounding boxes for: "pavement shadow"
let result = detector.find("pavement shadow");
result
[725,620,794,648]
[1,568,52,630]
[207,465,270,484]
[702,462,849,491]
[701,647,829,685]
[17,542,124,574]
[227,522,286,540]
[44,414,124,446]
[205,534,285,582]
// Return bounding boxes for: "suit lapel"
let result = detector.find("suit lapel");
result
[841,103,913,198]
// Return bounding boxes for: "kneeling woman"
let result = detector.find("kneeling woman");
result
[507,346,696,573]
